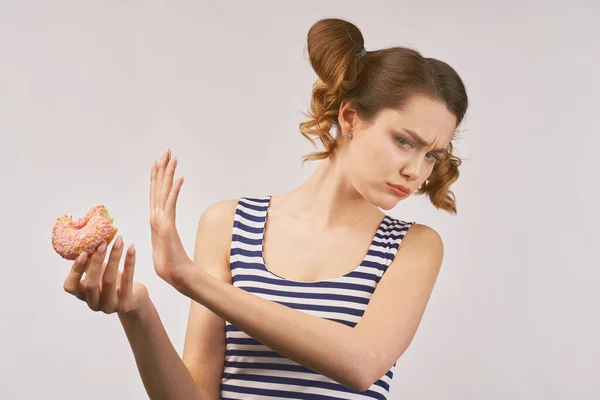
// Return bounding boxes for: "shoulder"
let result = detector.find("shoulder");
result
[400,222,443,247]
[199,198,239,226]
[394,222,444,268]
[196,198,240,249]
[193,199,240,278]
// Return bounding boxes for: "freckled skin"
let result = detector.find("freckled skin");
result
[52,205,118,260]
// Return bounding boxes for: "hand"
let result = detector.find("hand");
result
[150,149,194,284]
[63,236,149,315]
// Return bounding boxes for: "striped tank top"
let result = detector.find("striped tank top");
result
[221,195,416,399]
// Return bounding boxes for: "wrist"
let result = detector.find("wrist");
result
[170,263,215,306]
[117,293,153,321]
[169,262,201,292]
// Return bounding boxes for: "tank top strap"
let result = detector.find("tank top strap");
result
[234,195,270,229]
[229,196,271,275]
[378,217,417,267]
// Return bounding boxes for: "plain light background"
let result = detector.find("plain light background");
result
[1,0,598,399]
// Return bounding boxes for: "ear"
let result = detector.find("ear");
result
[337,99,359,136]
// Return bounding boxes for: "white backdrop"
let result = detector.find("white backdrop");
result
[1,1,598,399]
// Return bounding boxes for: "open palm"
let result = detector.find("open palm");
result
[149,149,194,282]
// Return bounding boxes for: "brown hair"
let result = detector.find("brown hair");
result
[299,18,468,214]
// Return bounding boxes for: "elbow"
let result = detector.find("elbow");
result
[353,369,382,393]
[355,380,373,394]
[352,373,376,393]
[347,332,404,392]
[349,355,381,393]
[342,376,370,393]
[328,355,383,392]
[335,363,374,392]
[352,350,402,393]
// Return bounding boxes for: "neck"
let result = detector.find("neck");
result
[273,152,382,229]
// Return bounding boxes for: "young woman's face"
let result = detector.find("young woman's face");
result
[338,95,457,210]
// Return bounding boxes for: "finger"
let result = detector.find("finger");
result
[83,241,107,310]
[99,261,108,281]
[165,175,184,218]
[100,236,124,310]
[160,156,177,210]
[150,160,159,216]
[118,244,136,301]
[115,270,123,293]
[63,252,88,297]
[156,150,170,203]
[75,285,86,300]
[78,262,105,300]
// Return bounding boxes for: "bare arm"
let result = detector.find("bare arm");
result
[171,223,443,392]
[118,296,210,400]
[113,152,229,399]
[146,150,442,392]
[62,231,209,399]
[117,197,238,400]
[182,199,238,396]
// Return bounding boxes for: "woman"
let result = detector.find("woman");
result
[63,18,468,399]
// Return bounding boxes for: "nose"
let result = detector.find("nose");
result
[400,157,424,181]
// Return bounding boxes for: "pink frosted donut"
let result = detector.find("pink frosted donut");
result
[52,205,118,260]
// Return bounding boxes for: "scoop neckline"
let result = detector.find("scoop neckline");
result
[258,195,389,284]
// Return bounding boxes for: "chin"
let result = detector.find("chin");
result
[366,190,404,211]
[378,198,401,211]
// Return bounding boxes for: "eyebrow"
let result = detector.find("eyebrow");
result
[399,128,448,155]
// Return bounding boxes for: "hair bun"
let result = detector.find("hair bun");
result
[306,18,365,87]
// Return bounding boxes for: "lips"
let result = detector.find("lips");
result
[388,183,410,195]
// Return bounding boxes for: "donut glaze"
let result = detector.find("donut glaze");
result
[52,205,118,260]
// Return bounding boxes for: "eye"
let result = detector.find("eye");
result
[425,153,439,163]
[395,137,413,148]
[395,135,442,164]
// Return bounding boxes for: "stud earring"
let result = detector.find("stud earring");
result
[345,133,353,139]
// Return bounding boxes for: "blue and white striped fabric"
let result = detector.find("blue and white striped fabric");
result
[220,195,415,399]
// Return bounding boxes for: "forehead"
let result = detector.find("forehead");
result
[377,96,457,142]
